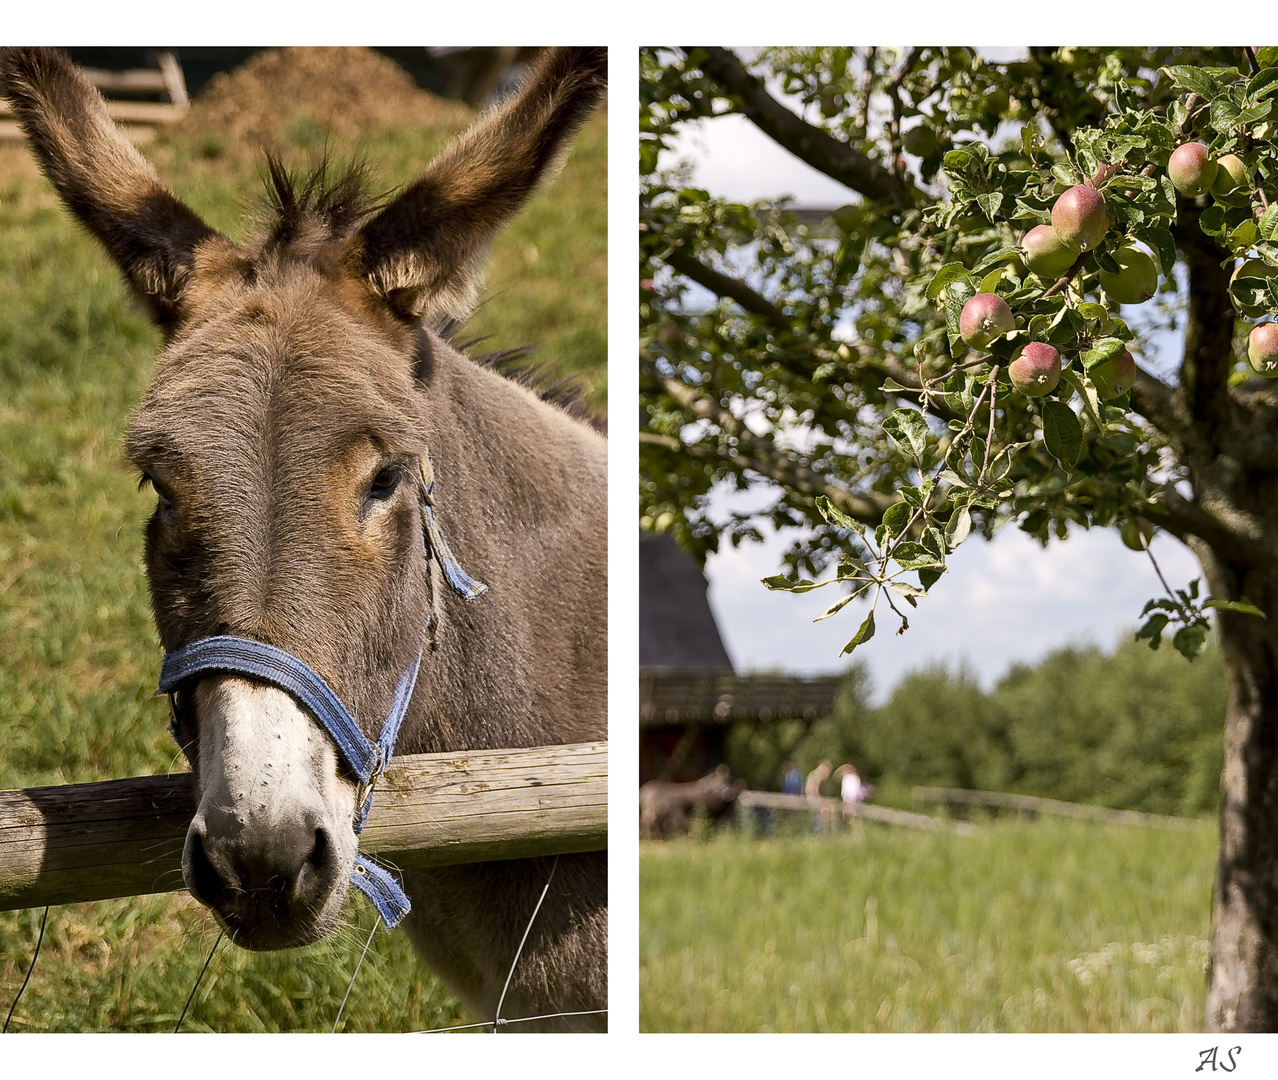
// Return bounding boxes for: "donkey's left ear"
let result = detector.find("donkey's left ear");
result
[1,48,222,329]
[354,47,606,324]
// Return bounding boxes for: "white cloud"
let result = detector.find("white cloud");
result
[705,520,1202,702]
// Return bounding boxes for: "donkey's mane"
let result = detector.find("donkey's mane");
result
[262,154,380,245]
[256,157,604,433]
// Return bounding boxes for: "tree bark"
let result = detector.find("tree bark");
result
[1195,537,1278,1032]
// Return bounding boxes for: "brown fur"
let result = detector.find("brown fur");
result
[639,766,742,838]
[2,46,607,1031]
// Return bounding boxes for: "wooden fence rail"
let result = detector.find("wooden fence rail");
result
[736,789,976,835]
[910,786,1201,830]
[0,740,607,912]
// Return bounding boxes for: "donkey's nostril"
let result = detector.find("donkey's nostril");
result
[308,827,328,870]
[186,828,233,908]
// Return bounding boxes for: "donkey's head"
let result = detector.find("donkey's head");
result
[2,47,606,949]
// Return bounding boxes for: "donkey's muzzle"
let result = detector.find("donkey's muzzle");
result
[185,807,342,950]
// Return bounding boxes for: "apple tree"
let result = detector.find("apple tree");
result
[640,46,1278,1031]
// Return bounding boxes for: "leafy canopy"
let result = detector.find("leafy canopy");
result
[640,47,1278,659]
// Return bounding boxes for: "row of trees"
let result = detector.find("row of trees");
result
[726,637,1226,819]
[641,46,1278,1029]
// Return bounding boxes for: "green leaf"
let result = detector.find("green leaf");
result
[883,408,931,460]
[976,192,1004,221]
[883,499,913,537]
[977,266,1006,295]
[815,592,858,622]
[1203,598,1267,618]
[918,567,944,591]
[1173,621,1209,661]
[892,541,945,571]
[840,609,876,655]
[944,505,973,548]
[1040,400,1082,470]
[927,262,975,301]
[1060,369,1103,431]
[1080,337,1128,373]
[1163,64,1226,100]
[762,574,825,593]
[1135,612,1170,649]
[1132,224,1176,276]
[815,494,858,532]
[1260,204,1278,243]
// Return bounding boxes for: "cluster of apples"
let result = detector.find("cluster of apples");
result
[1021,185,1159,305]
[957,287,1134,400]
[1167,141,1278,377]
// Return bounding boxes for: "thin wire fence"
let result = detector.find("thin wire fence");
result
[3,856,605,1034]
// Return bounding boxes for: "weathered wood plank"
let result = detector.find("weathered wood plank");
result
[0,741,606,911]
[910,785,1201,830]
[736,789,975,834]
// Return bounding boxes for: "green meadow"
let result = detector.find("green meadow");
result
[0,62,605,1032]
[640,818,1216,1033]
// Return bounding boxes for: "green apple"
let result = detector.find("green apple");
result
[1022,224,1077,280]
[1090,350,1136,398]
[1099,246,1158,306]
[903,123,938,157]
[1051,185,1108,251]
[832,204,859,233]
[1230,259,1278,318]
[1008,342,1061,397]
[1211,153,1250,197]
[959,293,1015,348]
[1168,142,1218,197]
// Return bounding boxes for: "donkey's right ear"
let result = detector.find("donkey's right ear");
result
[1,47,222,329]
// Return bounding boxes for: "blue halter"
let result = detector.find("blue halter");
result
[156,468,487,928]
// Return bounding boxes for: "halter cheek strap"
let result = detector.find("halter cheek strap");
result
[157,462,487,929]
[159,637,420,926]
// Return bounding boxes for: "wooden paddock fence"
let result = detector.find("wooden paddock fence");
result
[0,740,606,912]
[910,786,1200,830]
[736,789,976,836]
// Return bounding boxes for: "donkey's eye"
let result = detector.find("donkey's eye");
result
[367,465,403,502]
[140,473,177,524]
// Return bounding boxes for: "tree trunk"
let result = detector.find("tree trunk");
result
[1196,538,1278,1031]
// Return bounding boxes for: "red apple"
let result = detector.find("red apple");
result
[1008,342,1061,397]
[1248,323,1278,376]
[959,293,1015,349]
[1051,186,1108,252]
[1168,142,1218,197]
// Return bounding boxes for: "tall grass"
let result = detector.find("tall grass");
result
[0,71,605,1032]
[640,818,1216,1032]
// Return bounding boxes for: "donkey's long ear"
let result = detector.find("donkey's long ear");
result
[1,47,221,328]
[355,46,606,323]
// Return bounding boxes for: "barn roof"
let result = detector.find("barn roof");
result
[639,531,734,674]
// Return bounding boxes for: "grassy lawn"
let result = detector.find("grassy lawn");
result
[0,59,605,1033]
[640,818,1216,1032]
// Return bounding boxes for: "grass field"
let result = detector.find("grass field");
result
[640,818,1217,1032]
[0,59,605,1032]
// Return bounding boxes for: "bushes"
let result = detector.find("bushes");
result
[729,637,1226,816]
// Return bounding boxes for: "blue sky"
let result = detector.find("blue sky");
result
[661,51,1204,700]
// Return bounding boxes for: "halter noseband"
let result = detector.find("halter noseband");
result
[156,462,486,928]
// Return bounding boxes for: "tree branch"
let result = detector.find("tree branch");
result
[642,365,897,526]
[663,244,791,335]
[688,47,919,211]
[657,242,964,424]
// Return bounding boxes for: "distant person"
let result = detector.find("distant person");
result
[805,759,832,798]
[805,759,832,833]
[781,760,803,796]
[836,763,872,808]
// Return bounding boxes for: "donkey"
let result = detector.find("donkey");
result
[639,765,742,838]
[1,47,607,1031]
